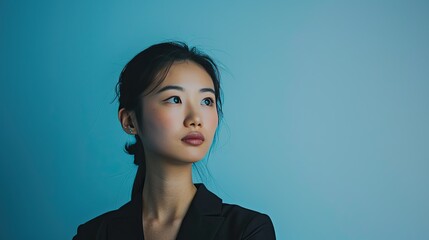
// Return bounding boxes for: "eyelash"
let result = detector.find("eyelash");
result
[165,96,182,104]
[164,96,215,106]
[202,97,214,106]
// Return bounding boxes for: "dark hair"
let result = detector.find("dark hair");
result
[113,41,223,199]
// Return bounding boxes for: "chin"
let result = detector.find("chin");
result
[159,150,206,165]
[178,154,206,163]
[173,145,210,163]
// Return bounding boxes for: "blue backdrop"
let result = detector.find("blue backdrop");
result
[1,0,428,239]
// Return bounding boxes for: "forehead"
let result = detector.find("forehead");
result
[159,61,214,89]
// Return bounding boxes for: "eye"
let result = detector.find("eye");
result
[165,96,182,104]
[201,97,214,106]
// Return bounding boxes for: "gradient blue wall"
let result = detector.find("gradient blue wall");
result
[1,0,428,239]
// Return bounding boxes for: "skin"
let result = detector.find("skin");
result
[118,60,218,240]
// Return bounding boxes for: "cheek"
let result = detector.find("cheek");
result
[205,111,219,135]
[141,105,179,142]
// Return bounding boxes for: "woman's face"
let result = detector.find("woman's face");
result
[136,61,218,164]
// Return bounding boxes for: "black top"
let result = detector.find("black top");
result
[72,183,276,239]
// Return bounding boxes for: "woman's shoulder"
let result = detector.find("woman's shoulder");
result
[193,183,275,237]
[220,202,272,222]
[72,201,136,240]
[217,202,276,238]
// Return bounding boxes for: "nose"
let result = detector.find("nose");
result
[184,104,203,128]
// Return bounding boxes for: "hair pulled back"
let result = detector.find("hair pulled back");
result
[114,41,223,199]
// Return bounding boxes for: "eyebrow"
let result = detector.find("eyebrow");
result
[155,85,183,94]
[200,88,216,94]
[155,85,215,95]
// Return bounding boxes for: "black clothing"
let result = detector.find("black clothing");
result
[73,183,276,239]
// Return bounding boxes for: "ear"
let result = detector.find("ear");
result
[118,108,137,135]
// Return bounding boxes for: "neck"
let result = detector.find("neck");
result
[142,157,197,223]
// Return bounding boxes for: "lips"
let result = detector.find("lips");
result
[181,132,205,146]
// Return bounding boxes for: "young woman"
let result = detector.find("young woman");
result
[73,42,276,240]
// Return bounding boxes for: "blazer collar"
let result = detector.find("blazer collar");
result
[104,183,224,240]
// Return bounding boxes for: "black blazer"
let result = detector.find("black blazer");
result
[73,183,276,239]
